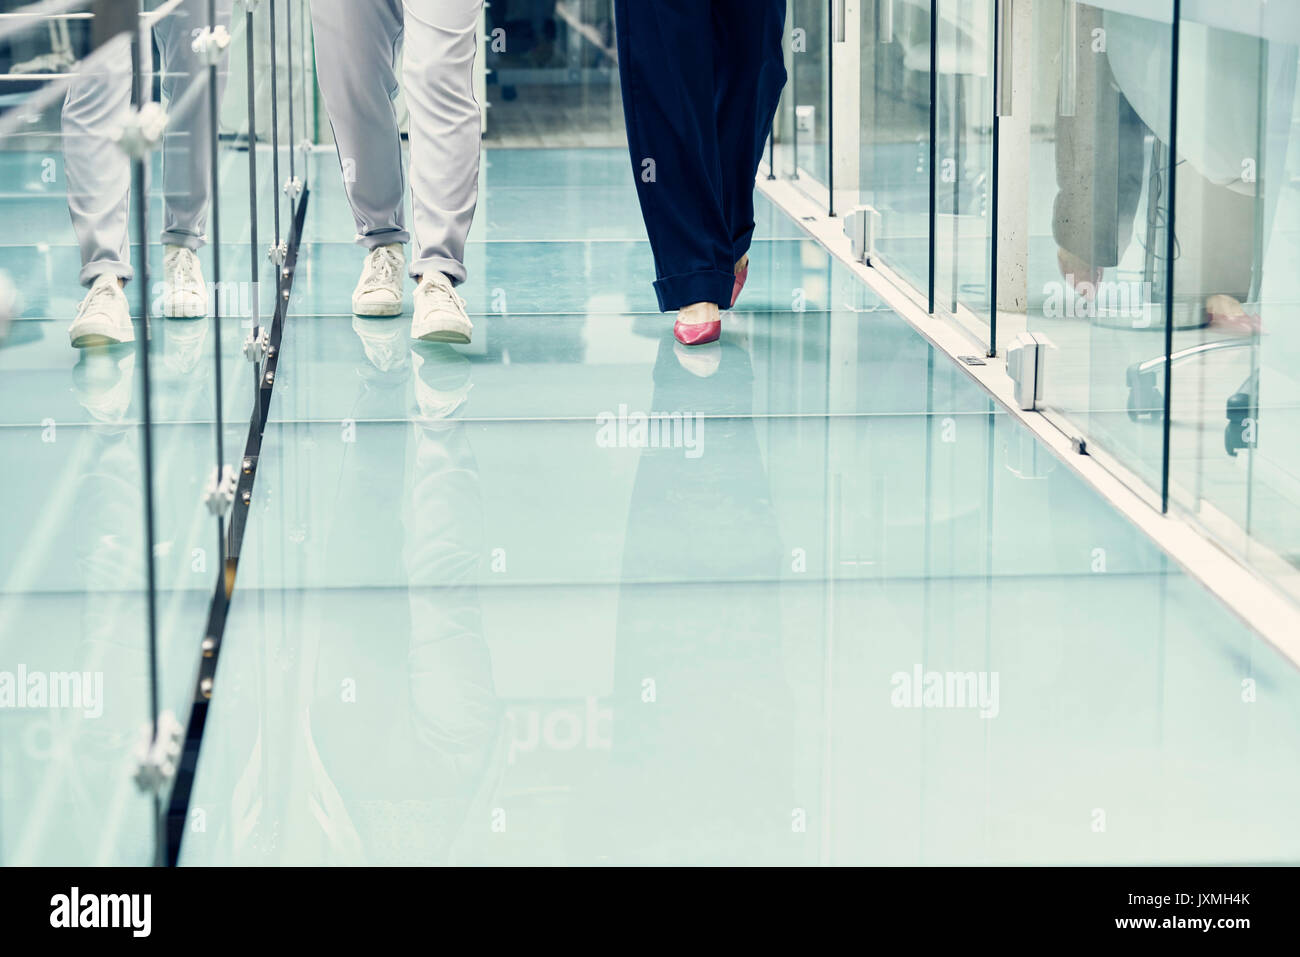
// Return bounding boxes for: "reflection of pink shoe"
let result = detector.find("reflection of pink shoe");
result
[1205,295,1262,335]
[731,254,750,308]
[674,301,721,346]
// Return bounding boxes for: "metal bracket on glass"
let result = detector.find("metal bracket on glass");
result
[190,25,232,65]
[283,176,304,201]
[243,327,270,363]
[843,205,882,264]
[268,242,288,266]
[1007,332,1049,411]
[203,464,238,516]
[132,710,184,795]
[116,103,168,158]
[296,138,314,157]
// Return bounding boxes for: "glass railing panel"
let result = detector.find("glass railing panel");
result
[0,0,158,865]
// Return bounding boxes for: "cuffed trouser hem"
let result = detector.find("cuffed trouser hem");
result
[80,260,133,288]
[359,229,411,251]
[410,255,467,286]
[160,229,204,251]
[653,268,735,312]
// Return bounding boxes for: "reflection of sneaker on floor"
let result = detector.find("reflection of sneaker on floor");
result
[352,244,405,317]
[72,350,136,423]
[160,317,209,377]
[69,274,133,348]
[162,245,207,318]
[412,272,472,344]
[412,343,472,421]
[352,315,410,376]
[10,50,76,74]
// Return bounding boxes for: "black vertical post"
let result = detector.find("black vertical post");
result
[128,9,163,867]
[247,6,261,418]
[927,0,937,313]
[207,0,227,570]
[988,0,1001,357]
[827,0,835,216]
[1160,2,1181,514]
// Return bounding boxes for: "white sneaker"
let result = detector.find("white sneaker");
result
[411,272,472,344]
[162,245,207,318]
[352,244,405,317]
[69,274,133,347]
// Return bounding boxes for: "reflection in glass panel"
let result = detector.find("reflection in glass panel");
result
[0,6,156,864]
[1168,2,1300,604]
[787,0,830,196]
[133,0,232,720]
[1025,0,1174,495]
[860,0,933,295]
[486,0,623,147]
[933,0,994,332]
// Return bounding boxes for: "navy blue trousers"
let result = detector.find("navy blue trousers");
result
[614,0,788,312]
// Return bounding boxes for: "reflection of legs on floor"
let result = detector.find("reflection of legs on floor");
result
[589,338,796,864]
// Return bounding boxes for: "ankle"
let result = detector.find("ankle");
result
[678,301,720,324]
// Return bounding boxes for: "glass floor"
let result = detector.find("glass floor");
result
[4,149,1297,865]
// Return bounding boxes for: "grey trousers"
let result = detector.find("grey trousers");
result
[61,0,233,287]
[308,0,482,284]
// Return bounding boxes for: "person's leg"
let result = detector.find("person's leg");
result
[614,0,733,313]
[402,0,484,286]
[153,0,234,251]
[62,33,133,288]
[712,0,786,274]
[310,0,409,249]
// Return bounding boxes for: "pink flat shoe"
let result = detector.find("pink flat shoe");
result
[731,254,749,308]
[674,301,721,346]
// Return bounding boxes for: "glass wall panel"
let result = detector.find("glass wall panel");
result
[132,0,229,729]
[859,0,934,296]
[1025,0,1175,496]
[788,0,831,199]
[484,0,622,147]
[0,1,157,864]
[933,0,994,334]
[1168,2,1300,604]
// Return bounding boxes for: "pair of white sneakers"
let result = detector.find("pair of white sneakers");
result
[68,245,206,348]
[352,243,473,344]
[68,242,472,349]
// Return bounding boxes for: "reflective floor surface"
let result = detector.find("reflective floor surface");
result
[3,149,1298,865]
[183,150,1300,865]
